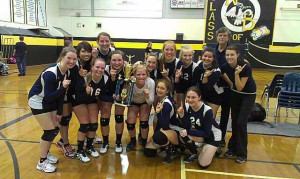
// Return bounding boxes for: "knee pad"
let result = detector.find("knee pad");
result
[100,118,110,127]
[152,131,168,146]
[78,123,90,133]
[89,123,98,132]
[140,121,149,129]
[115,115,124,124]
[41,127,59,141]
[126,122,135,131]
[199,163,209,169]
[144,148,157,157]
[59,113,72,126]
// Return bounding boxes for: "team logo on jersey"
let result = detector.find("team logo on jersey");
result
[221,0,261,32]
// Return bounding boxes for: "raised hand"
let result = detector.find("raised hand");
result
[144,84,149,99]
[62,74,71,88]
[160,64,168,77]
[79,65,88,77]
[92,47,98,59]
[175,65,183,82]
[156,102,164,113]
[86,84,91,95]
[110,69,117,81]
[235,64,246,75]
[177,101,184,118]
[204,69,213,78]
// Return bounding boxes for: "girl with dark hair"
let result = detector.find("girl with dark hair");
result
[143,79,180,164]
[193,47,224,119]
[221,45,256,163]
[177,86,221,167]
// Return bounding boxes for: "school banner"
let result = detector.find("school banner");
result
[204,0,276,45]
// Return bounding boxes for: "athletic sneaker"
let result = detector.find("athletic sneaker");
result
[126,140,136,151]
[94,134,103,144]
[236,156,246,164]
[47,152,58,164]
[183,153,198,163]
[162,153,177,164]
[215,146,222,157]
[85,147,100,158]
[220,139,226,147]
[36,159,56,173]
[115,143,123,153]
[56,139,75,152]
[76,151,90,163]
[100,143,109,154]
[223,150,234,158]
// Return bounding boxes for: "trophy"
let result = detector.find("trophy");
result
[114,55,136,106]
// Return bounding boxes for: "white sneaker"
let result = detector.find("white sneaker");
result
[94,134,103,144]
[77,151,90,163]
[85,147,100,158]
[115,143,123,153]
[36,159,56,173]
[47,152,58,164]
[100,143,109,154]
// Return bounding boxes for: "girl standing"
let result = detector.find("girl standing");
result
[28,47,77,173]
[222,45,256,163]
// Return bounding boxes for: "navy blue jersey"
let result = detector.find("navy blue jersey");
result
[175,62,198,93]
[221,61,256,93]
[105,65,125,95]
[214,44,228,67]
[180,103,221,141]
[67,59,92,101]
[155,96,180,132]
[28,63,68,115]
[74,73,112,104]
[193,62,223,102]
[159,58,183,83]
[97,47,115,65]
[149,68,162,82]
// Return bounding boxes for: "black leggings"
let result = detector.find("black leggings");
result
[227,92,256,158]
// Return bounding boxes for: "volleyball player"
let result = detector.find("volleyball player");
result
[28,47,77,173]
[125,65,155,151]
[177,87,221,167]
[99,50,126,153]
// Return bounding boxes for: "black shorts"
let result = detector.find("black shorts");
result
[202,93,223,106]
[204,137,220,147]
[99,95,114,103]
[31,107,56,115]
[131,101,148,107]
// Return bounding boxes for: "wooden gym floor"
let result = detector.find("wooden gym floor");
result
[0,64,299,179]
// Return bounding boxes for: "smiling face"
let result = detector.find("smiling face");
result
[110,53,124,70]
[92,60,105,77]
[79,48,92,62]
[163,42,176,61]
[156,82,168,99]
[202,51,215,68]
[145,55,157,72]
[181,49,193,66]
[61,51,77,69]
[225,49,238,67]
[97,34,111,52]
[135,67,147,86]
[185,90,201,107]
